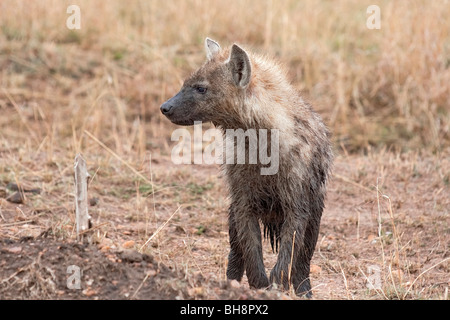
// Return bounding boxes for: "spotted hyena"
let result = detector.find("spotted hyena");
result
[160,38,333,297]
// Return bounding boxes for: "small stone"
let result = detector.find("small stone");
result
[146,269,157,277]
[82,288,97,297]
[310,264,322,274]
[6,191,24,204]
[119,249,142,263]
[100,245,111,252]
[6,246,22,254]
[187,287,204,297]
[229,279,241,288]
[122,240,135,249]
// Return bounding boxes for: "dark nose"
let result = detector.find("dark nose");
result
[160,102,173,115]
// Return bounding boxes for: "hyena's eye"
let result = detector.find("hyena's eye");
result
[195,86,207,94]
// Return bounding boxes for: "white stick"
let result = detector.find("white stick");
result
[74,153,91,241]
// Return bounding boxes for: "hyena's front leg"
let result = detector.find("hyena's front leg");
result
[292,214,321,297]
[227,206,269,289]
[226,208,245,281]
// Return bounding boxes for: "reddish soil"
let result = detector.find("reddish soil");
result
[0,150,448,300]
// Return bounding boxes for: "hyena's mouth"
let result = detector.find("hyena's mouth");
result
[167,117,196,126]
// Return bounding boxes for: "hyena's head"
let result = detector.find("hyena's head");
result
[160,38,251,126]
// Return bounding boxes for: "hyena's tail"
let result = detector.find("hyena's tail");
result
[263,222,282,253]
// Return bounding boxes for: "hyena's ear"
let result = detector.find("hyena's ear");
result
[205,38,221,60]
[227,44,251,88]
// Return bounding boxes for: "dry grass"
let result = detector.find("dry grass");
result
[1,0,448,151]
[0,0,449,300]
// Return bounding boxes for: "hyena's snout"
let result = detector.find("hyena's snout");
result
[160,90,186,117]
[160,100,174,116]
[160,91,193,125]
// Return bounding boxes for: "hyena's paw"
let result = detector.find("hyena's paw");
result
[247,272,270,289]
[269,264,290,290]
[270,264,313,298]
[226,250,245,281]
[226,265,244,282]
[294,278,312,298]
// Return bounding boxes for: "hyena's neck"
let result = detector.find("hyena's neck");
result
[215,91,296,133]
[215,52,298,134]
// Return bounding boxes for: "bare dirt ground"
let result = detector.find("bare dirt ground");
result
[1,148,448,300]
